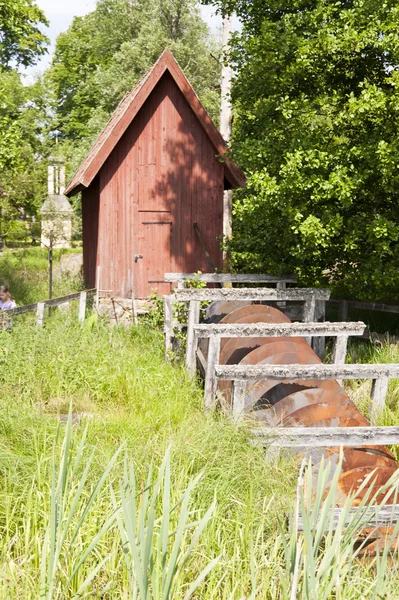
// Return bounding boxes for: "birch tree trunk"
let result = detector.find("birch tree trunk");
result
[220,14,233,271]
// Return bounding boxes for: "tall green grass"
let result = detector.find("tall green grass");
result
[2,312,399,597]
[0,248,82,304]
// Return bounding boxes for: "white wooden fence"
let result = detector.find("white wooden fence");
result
[2,289,96,326]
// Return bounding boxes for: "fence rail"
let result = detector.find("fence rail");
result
[328,298,399,319]
[2,289,96,326]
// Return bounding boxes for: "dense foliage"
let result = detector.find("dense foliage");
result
[0,0,49,233]
[210,0,399,300]
[0,0,48,68]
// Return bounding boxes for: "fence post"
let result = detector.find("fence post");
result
[164,295,173,359]
[186,300,200,377]
[78,291,87,324]
[204,334,221,410]
[339,300,348,322]
[370,377,389,425]
[36,302,45,326]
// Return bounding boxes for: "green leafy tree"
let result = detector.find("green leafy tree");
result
[0,1,49,237]
[48,0,221,166]
[0,0,49,68]
[0,70,48,230]
[207,0,399,300]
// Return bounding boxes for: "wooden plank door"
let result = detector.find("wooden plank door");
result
[136,211,172,297]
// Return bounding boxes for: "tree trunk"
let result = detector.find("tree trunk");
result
[220,14,233,272]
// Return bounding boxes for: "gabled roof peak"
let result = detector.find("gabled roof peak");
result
[65,49,245,196]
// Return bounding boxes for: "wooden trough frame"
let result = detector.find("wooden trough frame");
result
[2,289,96,326]
[216,363,399,426]
[195,322,365,411]
[164,286,330,358]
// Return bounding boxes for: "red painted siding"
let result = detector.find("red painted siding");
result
[84,72,224,298]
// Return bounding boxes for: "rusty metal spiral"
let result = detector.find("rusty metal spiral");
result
[204,300,399,551]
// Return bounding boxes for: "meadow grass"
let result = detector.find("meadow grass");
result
[0,248,82,305]
[2,308,399,597]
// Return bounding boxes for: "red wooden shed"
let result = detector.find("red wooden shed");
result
[65,49,246,298]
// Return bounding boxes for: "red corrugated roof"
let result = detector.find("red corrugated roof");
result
[65,48,246,196]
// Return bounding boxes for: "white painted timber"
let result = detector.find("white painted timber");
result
[251,425,399,447]
[215,364,399,381]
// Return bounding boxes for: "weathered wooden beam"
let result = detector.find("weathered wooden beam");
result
[204,335,221,410]
[298,505,399,531]
[313,300,326,359]
[186,300,200,376]
[174,287,330,302]
[215,363,399,381]
[192,321,365,338]
[370,377,390,424]
[251,425,399,448]
[164,272,298,284]
[232,380,247,420]
[196,347,207,375]
[332,335,349,365]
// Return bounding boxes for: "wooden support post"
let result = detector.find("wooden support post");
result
[232,380,247,420]
[204,334,221,410]
[370,377,389,424]
[78,291,87,324]
[36,302,45,326]
[332,335,348,384]
[276,281,286,308]
[332,336,348,365]
[303,296,316,344]
[312,300,326,358]
[303,296,316,322]
[186,300,200,376]
[339,300,348,322]
[164,295,173,359]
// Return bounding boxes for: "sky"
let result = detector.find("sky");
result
[22,0,225,83]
